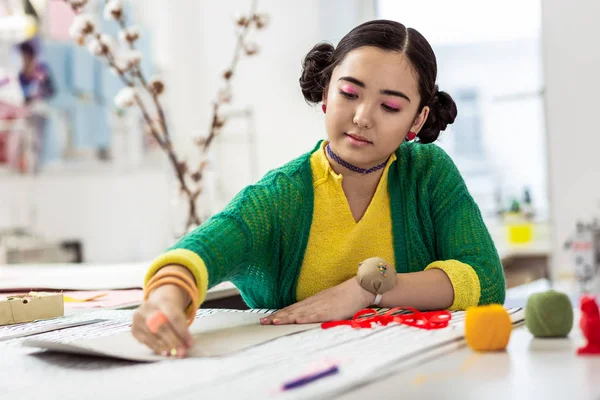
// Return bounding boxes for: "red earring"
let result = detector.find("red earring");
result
[322,104,327,113]
[407,131,417,141]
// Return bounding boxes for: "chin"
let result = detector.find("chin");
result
[339,146,374,166]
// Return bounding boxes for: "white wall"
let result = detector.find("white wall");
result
[542,0,600,278]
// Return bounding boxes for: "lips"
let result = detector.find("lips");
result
[345,133,371,143]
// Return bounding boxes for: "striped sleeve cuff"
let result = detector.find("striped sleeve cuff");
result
[144,248,209,306]
[425,259,481,311]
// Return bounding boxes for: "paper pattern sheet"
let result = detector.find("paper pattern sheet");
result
[0,309,134,343]
[24,311,321,361]
[7,308,525,400]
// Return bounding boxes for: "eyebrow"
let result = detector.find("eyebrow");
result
[338,76,411,103]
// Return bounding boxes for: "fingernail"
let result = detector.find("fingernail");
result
[160,350,168,357]
[260,318,267,324]
[177,346,186,358]
[273,318,281,324]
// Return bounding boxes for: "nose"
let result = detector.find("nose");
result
[353,102,374,129]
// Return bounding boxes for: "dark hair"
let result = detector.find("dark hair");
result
[19,42,36,57]
[299,19,457,144]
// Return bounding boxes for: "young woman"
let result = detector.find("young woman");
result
[132,19,505,358]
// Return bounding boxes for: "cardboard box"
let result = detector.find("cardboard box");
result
[0,292,64,326]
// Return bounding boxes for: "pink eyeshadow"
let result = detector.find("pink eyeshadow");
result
[340,85,358,95]
[385,101,401,109]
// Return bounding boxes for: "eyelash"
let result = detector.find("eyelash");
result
[339,90,400,113]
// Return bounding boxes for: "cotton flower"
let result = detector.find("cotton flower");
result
[190,170,203,183]
[110,50,141,74]
[244,41,259,56]
[87,38,103,56]
[119,26,141,44]
[69,14,95,45]
[234,13,249,27]
[218,86,232,103]
[176,161,188,176]
[86,34,114,56]
[214,116,226,129]
[253,13,270,29]
[114,87,137,108]
[123,50,142,69]
[100,34,115,52]
[103,0,123,21]
[148,76,165,95]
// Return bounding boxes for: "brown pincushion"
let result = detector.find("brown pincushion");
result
[356,257,397,294]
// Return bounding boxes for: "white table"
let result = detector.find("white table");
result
[2,278,599,399]
[2,309,598,399]
[337,322,600,400]
[339,278,599,399]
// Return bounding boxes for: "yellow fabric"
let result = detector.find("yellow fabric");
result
[296,141,396,301]
[425,260,481,310]
[144,249,209,307]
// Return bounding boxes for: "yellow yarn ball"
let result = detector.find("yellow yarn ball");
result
[465,304,512,351]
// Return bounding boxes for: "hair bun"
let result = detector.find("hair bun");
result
[417,86,458,144]
[299,42,335,104]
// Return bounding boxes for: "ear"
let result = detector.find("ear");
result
[322,84,329,105]
[411,106,430,134]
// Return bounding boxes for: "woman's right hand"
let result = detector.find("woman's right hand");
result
[131,282,194,358]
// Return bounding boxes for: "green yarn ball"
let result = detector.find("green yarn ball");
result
[525,290,574,338]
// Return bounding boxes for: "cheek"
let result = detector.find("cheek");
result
[329,95,353,118]
[379,118,412,142]
[330,90,347,106]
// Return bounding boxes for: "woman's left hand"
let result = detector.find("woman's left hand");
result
[260,277,375,325]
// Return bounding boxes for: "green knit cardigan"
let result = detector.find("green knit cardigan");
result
[170,141,506,309]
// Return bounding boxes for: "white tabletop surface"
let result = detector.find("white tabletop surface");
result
[337,321,600,400]
[338,277,600,400]
[2,309,598,400]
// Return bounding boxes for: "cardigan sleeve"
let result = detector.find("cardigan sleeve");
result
[427,147,506,308]
[144,175,280,305]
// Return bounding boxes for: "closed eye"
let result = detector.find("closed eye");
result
[382,104,400,113]
[339,90,357,99]
[340,89,400,113]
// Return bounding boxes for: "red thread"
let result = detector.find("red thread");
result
[322,104,327,113]
[321,307,451,330]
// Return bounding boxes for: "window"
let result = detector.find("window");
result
[378,0,547,220]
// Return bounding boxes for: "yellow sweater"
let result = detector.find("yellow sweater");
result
[296,142,396,300]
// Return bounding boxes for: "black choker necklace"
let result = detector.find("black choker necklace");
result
[325,143,388,174]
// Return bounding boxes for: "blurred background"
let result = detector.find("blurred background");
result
[0,0,597,294]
